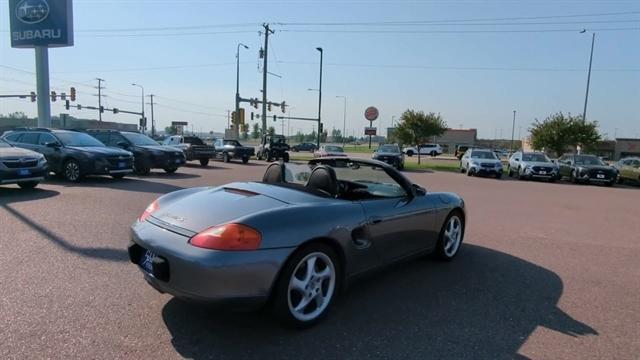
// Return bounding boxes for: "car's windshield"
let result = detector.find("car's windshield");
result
[471,151,497,159]
[224,140,240,146]
[324,146,344,152]
[522,153,550,162]
[122,133,159,146]
[575,155,606,166]
[56,132,105,147]
[378,145,400,153]
[0,138,11,147]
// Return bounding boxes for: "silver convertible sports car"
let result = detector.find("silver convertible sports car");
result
[129,157,466,327]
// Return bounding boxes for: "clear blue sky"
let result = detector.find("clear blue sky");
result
[1,0,639,139]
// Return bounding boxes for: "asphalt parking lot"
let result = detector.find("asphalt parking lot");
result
[1,161,639,359]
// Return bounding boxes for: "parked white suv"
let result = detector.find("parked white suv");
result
[402,143,443,157]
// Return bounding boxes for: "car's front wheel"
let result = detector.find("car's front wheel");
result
[242,156,249,164]
[18,181,39,189]
[63,159,82,182]
[406,150,414,157]
[283,152,290,163]
[111,174,126,180]
[433,211,465,261]
[199,158,209,167]
[272,243,340,328]
[163,167,177,174]
[222,153,230,163]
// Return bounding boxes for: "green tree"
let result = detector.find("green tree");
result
[530,112,600,157]
[251,123,260,139]
[267,126,276,137]
[164,126,177,135]
[395,110,447,164]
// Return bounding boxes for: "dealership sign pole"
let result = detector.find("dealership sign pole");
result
[8,0,74,128]
[364,106,379,149]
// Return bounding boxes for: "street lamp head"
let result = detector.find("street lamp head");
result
[308,88,319,91]
[316,47,323,52]
[580,29,586,33]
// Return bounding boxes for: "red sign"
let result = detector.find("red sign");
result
[364,106,379,121]
[364,127,377,135]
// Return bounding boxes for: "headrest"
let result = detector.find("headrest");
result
[262,163,284,183]
[305,165,338,197]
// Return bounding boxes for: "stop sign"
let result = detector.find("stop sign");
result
[364,106,379,121]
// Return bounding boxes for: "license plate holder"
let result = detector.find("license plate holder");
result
[539,170,546,175]
[597,174,605,179]
[139,249,156,274]
[17,169,31,176]
[118,162,126,168]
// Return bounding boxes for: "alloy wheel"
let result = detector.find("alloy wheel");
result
[65,161,80,181]
[443,215,462,257]
[287,252,336,322]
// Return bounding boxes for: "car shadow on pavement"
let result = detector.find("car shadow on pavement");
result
[161,244,597,360]
[0,187,59,203]
[44,176,185,194]
[0,202,129,263]
[132,172,201,180]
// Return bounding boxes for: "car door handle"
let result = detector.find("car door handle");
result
[368,217,383,225]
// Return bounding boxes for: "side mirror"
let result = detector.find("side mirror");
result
[514,158,520,161]
[45,142,60,148]
[117,141,129,148]
[411,183,426,196]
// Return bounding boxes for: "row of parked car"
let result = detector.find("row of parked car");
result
[0,127,263,189]
[459,147,640,187]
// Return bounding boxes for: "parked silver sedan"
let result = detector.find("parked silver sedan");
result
[508,151,559,181]
[129,157,466,328]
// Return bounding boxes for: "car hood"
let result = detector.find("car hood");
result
[137,145,182,153]
[67,146,131,156]
[0,146,42,158]
[522,161,556,167]
[577,164,614,171]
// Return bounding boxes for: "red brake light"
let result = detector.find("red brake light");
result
[190,224,262,251]
[139,200,159,222]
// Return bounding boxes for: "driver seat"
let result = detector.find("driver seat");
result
[262,163,284,183]
[305,165,339,197]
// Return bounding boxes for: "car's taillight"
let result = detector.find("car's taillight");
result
[190,224,261,251]
[139,200,159,222]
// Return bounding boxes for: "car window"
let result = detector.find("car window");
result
[91,133,110,144]
[38,133,57,145]
[122,133,158,146]
[632,160,640,167]
[107,134,127,147]
[522,153,549,162]
[4,133,23,142]
[378,145,400,152]
[0,138,12,147]
[331,161,407,198]
[21,132,40,144]
[471,150,497,159]
[575,155,605,166]
[325,146,344,152]
[56,132,106,147]
[185,137,204,145]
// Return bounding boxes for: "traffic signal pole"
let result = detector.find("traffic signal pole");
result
[261,24,274,144]
[148,94,156,137]
[96,78,105,121]
[35,46,51,128]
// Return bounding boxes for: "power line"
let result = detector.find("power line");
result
[51,62,238,74]
[77,22,260,32]
[77,30,256,38]
[281,27,640,34]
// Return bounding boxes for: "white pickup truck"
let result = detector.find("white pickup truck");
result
[163,135,216,166]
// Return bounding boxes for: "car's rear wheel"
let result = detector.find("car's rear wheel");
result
[223,153,230,163]
[163,167,177,174]
[272,243,340,328]
[507,166,513,177]
[406,150,414,157]
[18,181,39,189]
[283,152,290,163]
[63,159,82,182]
[430,151,437,157]
[605,180,614,187]
[199,158,209,167]
[466,166,473,176]
[496,172,502,179]
[134,160,151,176]
[433,211,465,261]
[242,156,249,164]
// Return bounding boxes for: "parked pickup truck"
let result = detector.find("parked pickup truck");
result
[213,138,255,164]
[163,135,216,166]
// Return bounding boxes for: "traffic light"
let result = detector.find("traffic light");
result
[281,101,286,113]
[76,104,82,110]
[267,103,272,112]
[139,117,147,127]
[253,98,259,109]
[273,115,277,122]
[113,108,119,114]
[239,108,245,125]
[251,112,254,121]
[70,87,76,101]
[65,100,70,110]
[319,122,323,134]
[50,91,57,102]
[99,106,104,113]
[61,92,67,101]
[30,92,36,102]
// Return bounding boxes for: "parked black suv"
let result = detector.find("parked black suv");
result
[86,129,186,175]
[291,142,318,152]
[372,143,405,170]
[2,128,133,182]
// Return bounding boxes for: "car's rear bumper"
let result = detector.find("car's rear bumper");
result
[129,220,294,304]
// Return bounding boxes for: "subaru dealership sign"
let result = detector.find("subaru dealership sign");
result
[9,0,73,48]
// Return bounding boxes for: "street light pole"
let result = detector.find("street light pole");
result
[581,30,596,123]
[510,110,516,155]
[236,43,249,139]
[316,47,323,148]
[132,83,144,133]
[336,96,347,147]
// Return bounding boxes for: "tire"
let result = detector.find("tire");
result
[134,160,151,176]
[507,167,513,177]
[199,158,210,167]
[430,151,437,157]
[266,151,273,162]
[283,152,290,163]
[433,211,465,261]
[223,153,230,163]
[163,167,177,174]
[406,150,414,157]
[271,243,340,328]
[466,166,473,176]
[571,170,579,184]
[111,174,126,180]
[242,156,249,164]
[459,166,465,174]
[496,172,502,179]
[63,159,82,182]
[605,180,614,187]
[18,181,39,189]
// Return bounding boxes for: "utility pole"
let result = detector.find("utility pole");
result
[316,47,323,148]
[581,31,596,123]
[96,78,105,121]
[148,94,156,137]
[235,43,249,140]
[510,110,516,155]
[261,24,274,144]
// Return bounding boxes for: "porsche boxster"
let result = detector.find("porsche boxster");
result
[128,157,466,327]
